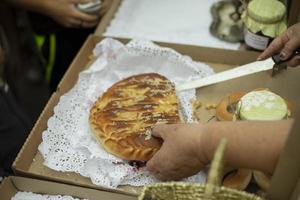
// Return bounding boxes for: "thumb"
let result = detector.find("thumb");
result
[151,124,169,139]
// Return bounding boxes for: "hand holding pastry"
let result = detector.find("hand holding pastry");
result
[147,121,292,181]
[146,124,207,181]
[258,23,300,67]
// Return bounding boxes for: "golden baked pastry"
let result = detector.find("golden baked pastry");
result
[89,73,180,161]
[223,169,252,191]
[253,171,272,191]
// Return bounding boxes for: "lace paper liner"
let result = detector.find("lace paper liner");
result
[39,38,214,188]
[104,0,240,50]
[12,192,86,200]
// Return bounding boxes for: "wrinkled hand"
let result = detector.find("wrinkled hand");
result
[146,124,207,181]
[43,0,99,28]
[258,23,300,67]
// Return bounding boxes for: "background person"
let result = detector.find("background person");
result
[7,0,111,91]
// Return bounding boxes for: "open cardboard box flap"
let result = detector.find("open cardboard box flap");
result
[12,35,300,195]
[0,176,136,200]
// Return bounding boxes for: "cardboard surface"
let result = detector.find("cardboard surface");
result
[0,176,136,199]
[268,111,300,200]
[291,176,300,200]
[13,35,300,196]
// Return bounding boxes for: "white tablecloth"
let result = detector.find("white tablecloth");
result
[104,0,240,50]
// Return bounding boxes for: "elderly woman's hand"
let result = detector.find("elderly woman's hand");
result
[146,124,208,181]
[258,23,300,67]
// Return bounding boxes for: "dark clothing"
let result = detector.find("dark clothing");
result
[0,87,30,177]
[0,3,31,178]
[29,12,93,92]
[50,27,92,91]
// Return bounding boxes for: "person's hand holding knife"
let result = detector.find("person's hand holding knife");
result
[258,23,300,67]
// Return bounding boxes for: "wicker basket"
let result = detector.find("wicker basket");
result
[138,139,263,200]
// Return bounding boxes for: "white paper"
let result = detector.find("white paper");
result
[104,0,240,50]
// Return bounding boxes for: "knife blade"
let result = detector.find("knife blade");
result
[176,58,275,92]
[176,48,300,92]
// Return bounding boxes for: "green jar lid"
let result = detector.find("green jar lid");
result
[242,0,287,37]
[237,90,288,121]
[248,0,286,23]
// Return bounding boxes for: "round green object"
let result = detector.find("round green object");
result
[238,90,287,121]
[248,0,286,23]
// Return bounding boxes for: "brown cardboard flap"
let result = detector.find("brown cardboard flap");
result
[268,111,300,200]
[0,176,136,200]
[12,35,300,195]
[0,177,17,200]
[291,176,300,200]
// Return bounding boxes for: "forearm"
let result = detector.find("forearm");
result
[200,120,293,173]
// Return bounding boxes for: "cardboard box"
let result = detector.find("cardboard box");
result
[13,34,300,196]
[0,176,136,199]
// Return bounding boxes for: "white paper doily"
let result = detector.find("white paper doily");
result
[104,0,240,50]
[39,38,214,188]
[12,192,86,200]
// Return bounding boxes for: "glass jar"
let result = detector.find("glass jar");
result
[242,0,287,51]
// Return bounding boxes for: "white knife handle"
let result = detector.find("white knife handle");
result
[176,58,274,91]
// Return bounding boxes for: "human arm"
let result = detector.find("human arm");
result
[7,0,99,28]
[258,23,300,67]
[146,120,292,181]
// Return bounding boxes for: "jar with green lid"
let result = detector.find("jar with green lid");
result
[242,0,287,51]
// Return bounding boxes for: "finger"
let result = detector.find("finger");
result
[286,55,300,67]
[80,20,98,28]
[146,146,168,173]
[154,172,170,181]
[279,37,300,60]
[152,124,170,139]
[153,169,181,181]
[62,18,82,28]
[147,163,170,181]
[72,8,99,22]
[57,18,79,28]
[146,157,159,173]
[258,35,286,60]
